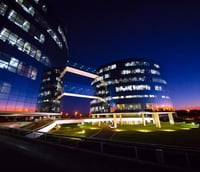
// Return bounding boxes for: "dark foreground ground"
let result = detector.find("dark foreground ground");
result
[0,133,195,172]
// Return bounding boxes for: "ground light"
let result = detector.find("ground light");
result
[136,129,152,133]
[160,129,176,132]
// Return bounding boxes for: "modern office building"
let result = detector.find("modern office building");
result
[37,67,63,113]
[90,58,173,114]
[0,0,68,113]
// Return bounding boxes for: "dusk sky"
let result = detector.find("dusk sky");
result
[51,0,200,113]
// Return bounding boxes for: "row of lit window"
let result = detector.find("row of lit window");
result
[90,95,156,105]
[58,26,68,50]
[90,94,170,105]
[15,0,63,49]
[93,76,166,87]
[90,102,172,113]
[125,61,160,69]
[94,77,145,87]
[97,64,117,74]
[115,84,164,92]
[112,94,156,99]
[116,103,141,111]
[115,85,151,92]
[37,99,60,104]
[90,106,108,113]
[16,0,35,16]
[39,91,51,97]
[152,78,167,84]
[7,9,45,43]
[96,90,109,95]
[121,69,160,75]
[39,86,62,97]
[0,28,50,66]
[0,2,45,43]
[125,61,150,67]
[0,52,37,80]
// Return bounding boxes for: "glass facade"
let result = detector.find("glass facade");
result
[90,58,173,114]
[37,67,63,112]
[0,0,68,112]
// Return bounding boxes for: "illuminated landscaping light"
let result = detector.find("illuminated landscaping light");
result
[136,129,152,133]
[115,129,125,132]
[76,130,85,134]
[161,129,175,132]
[180,128,190,130]
[90,127,99,130]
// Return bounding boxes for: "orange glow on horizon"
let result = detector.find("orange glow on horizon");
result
[174,105,200,111]
[0,106,35,112]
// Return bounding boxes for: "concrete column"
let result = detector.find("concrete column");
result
[168,112,175,125]
[98,120,101,127]
[152,113,156,124]
[120,114,122,125]
[153,113,161,128]
[141,113,146,126]
[113,114,117,128]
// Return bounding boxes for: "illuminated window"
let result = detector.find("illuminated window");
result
[0,2,8,16]
[155,85,162,91]
[0,28,9,42]
[29,67,37,80]
[121,68,145,75]
[58,26,68,49]
[146,103,154,110]
[1,83,11,94]
[152,78,167,84]
[150,69,160,75]
[121,70,131,75]
[47,28,63,49]
[162,95,170,99]
[35,33,45,43]
[8,10,45,44]
[8,57,19,72]
[116,103,141,110]
[23,42,31,54]
[154,64,160,68]
[115,85,151,92]
[0,28,49,66]
[42,5,47,12]
[16,38,25,51]
[8,10,30,32]
[134,68,145,74]
[15,0,35,16]
[125,61,150,67]
[0,59,8,69]
[34,0,40,4]
[104,73,110,79]
[29,45,37,58]
[8,32,18,45]
[0,52,37,80]
[35,50,41,61]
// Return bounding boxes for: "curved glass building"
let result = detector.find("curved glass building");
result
[90,58,173,114]
[0,0,68,112]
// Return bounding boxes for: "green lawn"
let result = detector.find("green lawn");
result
[49,123,101,137]
[112,122,200,147]
[48,122,200,148]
